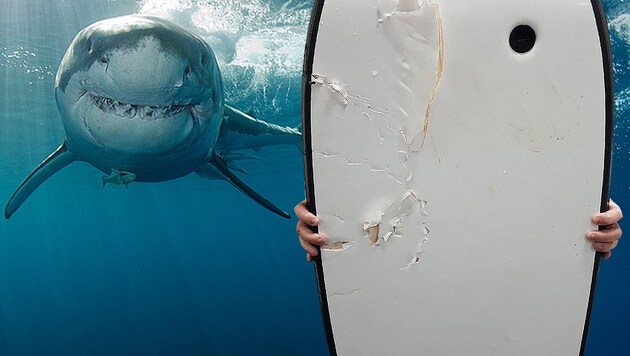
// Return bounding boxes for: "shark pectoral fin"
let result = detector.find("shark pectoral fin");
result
[5,143,77,219]
[219,152,260,175]
[227,163,249,175]
[199,154,291,219]
[219,105,302,150]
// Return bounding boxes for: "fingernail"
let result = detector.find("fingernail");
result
[586,232,595,240]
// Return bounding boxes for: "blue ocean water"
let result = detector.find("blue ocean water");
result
[0,0,626,355]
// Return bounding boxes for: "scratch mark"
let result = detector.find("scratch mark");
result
[400,202,430,271]
[329,289,361,298]
[378,0,443,160]
[311,73,389,118]
[311,74,350,106]
[313,151,406,186]
[312,73,390,142]
[398,80,413,94]
[420,2,444,148]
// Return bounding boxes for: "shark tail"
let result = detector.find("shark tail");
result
[198,153,291,219]
[5,143,77,219]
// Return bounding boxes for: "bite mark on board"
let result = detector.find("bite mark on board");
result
[322,241,354,252]
[361,191,430,269]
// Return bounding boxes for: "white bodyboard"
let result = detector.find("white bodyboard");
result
[302,0,613,355]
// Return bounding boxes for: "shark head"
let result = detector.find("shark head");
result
[55,15,224,158]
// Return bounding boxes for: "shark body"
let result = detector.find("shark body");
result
[5,15,299,219]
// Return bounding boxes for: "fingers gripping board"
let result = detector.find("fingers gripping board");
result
[302,0,613,355]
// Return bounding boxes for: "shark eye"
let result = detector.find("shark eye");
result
[184,65,192,76]
[98,55,109,65]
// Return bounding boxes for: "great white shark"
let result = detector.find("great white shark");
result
[4,15,301,219]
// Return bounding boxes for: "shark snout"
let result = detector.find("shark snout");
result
[96,35,201,99]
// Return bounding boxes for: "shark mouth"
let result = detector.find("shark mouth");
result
[91,94,193,121]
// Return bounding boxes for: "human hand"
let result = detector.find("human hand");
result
[295,200,326,262]
[588,199,623,260]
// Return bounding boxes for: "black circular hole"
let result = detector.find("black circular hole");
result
[510,25,536,54]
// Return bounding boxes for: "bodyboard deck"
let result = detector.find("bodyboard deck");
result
[302,0,613,355]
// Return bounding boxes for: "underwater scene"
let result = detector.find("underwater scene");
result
[0,0,627,355]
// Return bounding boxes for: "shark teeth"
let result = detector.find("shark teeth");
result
[91,95,191,120]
